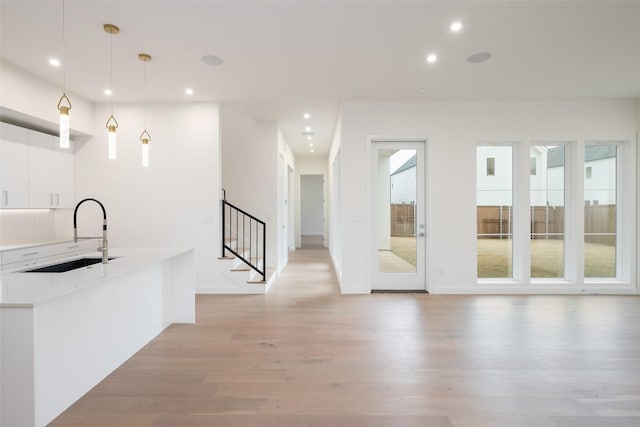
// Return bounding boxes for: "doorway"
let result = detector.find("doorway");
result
[300,174,325,248]
[370,141,426,290]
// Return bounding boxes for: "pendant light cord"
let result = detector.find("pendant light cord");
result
[143,59,147,129]
[109,30,113,115]
[62,0,66,92]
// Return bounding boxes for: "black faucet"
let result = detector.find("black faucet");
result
[73,198,109,264]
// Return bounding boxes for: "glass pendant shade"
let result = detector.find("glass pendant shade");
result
[140,129,151,168]
[108,126,117,159]
[57,94,71,148]
[59,107,70,148]
[141,140,149,168]
[106,114,118,160]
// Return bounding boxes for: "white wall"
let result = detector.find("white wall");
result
[328,115,342,276]
[300,175,324,236]
[220,104,278,269]
[74,102,223,291]
[637,98,640,291]
[333,99,637,294]
[0,60,93,136]
[277,127,295,269]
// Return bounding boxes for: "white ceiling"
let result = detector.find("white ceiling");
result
[1,1,640,156]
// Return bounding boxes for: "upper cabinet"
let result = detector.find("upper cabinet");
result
[53,140,74,208]
[0,123,29,208]
[0,122,74,209]
[28,130,55,207]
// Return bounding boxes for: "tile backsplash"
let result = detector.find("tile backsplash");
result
[0,209,73,245]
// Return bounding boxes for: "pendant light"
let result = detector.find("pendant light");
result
[57,0,71,148]
[138,53,152,168]
[104,24,119,159]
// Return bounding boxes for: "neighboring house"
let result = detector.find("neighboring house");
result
[476,146,514,206]
[390,154,416,204]
[476,145,616,207]
[548,145,616,205]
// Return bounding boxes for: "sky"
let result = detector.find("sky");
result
[389,149,415,175]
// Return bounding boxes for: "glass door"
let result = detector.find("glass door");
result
[371,141,426,290]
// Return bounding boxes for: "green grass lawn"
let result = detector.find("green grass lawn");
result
[478,238,616,278]
[390,236,417,266]
[391,236,616,278]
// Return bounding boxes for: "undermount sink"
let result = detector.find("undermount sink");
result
[24,257,117,273]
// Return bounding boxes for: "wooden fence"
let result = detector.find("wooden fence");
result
[477,205,616,245]
[530,206,564,238]
[392,204,616,244]
[477,206,512,238]
[391,204,415,236]
[584,204,616,245]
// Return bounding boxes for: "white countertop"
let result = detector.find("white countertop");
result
[0,247,193,307]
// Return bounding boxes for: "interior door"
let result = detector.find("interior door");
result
[371,141,426,290]
[278,155,288,272]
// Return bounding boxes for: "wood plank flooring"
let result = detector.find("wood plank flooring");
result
[50,247,640,426]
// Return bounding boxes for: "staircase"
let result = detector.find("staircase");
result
[218,193,275,293]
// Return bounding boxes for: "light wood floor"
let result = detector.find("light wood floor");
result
[51,247,640,426]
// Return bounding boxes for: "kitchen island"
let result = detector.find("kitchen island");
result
[0,247,195,427]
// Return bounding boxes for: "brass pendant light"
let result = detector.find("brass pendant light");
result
[57,0,71,148]
[138,53,152,168]
[104,23,119,159]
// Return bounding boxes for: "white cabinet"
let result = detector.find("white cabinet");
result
[52,138,74,208]
[0,239,96,271]
[0,122,29,208]
[0,123,74,209]
[28,130,55,208]
[0,245,54,270]
[28,132,75,208]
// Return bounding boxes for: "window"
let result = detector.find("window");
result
[584,144,616,278]
[477,146,512,278]
[530,146,564,278]
[486,157,495,176]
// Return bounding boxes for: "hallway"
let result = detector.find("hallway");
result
[51,247,640,426]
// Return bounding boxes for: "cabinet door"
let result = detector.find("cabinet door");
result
[28,130,54,208]
[52,137,74,208]
[0,122,29,208]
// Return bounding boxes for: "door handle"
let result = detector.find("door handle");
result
[2,190,7,206]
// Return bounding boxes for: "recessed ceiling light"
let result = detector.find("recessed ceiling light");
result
[307,136,312,140]
[104,89,112,96]
[201,55,224,66]
[49,58,61,67]
[450,21,463,33]
[309,143,313,147]
[426,53,438,64]
[305,126,311,132]
[185,88,194,95]
[303,113,310,119]
[467,52,492,63]
[310,149,314,153]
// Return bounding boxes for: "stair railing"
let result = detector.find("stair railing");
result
[222,191,266,282]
